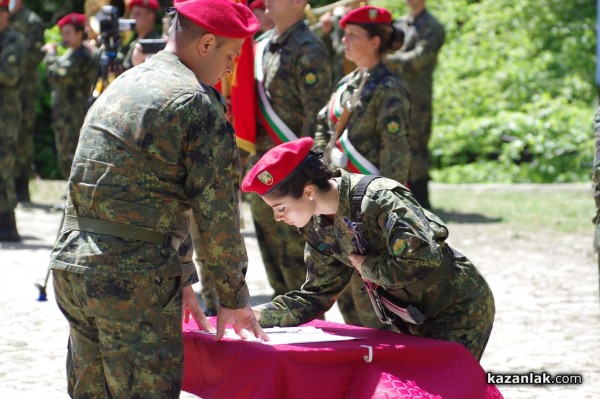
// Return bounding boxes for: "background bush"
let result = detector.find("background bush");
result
[26,0,597,182]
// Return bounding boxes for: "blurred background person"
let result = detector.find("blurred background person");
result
[249,0,332,298]
[0,0,26,241]
[9,0,45,203]
[386,0,444,210]
[250,0,274,35]
[313,5,411,329]
[43,13,96,180]
[121,0,162,69]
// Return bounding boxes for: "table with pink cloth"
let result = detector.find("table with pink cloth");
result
[182,318,503,399]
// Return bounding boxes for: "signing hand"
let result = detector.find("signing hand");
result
[182,285,214,333]
[216,303,269,342]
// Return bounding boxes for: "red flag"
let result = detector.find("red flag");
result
[231,35,257,154]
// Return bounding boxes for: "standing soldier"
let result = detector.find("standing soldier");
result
[251,0,332,297]
[49,1,266,397]
[44,13,96,179]
[121,0,162,69]
[9,0,45,202]
[313,5,412,330]
[0,0,26,241]
[386,0,444,210]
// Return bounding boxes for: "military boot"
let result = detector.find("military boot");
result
[15,176,30,203]
[0,211,21,242]
[408,179,431,210]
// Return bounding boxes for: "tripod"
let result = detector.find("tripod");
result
[89,43,125,105]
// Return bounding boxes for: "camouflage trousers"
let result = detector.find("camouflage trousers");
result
[249,192,308,297]
[52,101,86,179]
[407,100,433,182]
[0,110,20,212]
[53,270,183,399]
[14,77,37,181]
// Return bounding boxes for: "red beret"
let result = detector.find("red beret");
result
[250,0,265,11]
[340,6,392,29]
[0,0,8,8]
[129,0,160,11]
[174,0,260,39]
[58,13,87,28]
[242,138,314,196]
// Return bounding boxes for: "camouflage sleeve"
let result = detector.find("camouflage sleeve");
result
[0,36,25,86]
[258,242,353,327]
[296,42,333,137]
[177,234,200,287]
[376,81,412,183]
[359,190,445,289]
[387,23,445,70]
[46,51,90,89]
[27,20,45,67]
[183,92,250,309]
[312,104,330,153]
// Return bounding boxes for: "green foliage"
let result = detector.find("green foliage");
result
[376,0,597,183]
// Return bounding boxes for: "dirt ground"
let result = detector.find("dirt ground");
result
[0,181,598,398]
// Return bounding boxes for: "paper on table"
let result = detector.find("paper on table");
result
[191,326,361,345]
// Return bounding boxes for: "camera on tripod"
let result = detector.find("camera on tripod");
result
[98,5,136,54]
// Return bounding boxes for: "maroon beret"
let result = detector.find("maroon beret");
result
[58,13,87,28]
[340,6,392,29]
[129,0,160,11]
[250,0,265,11]
[0,0,8,8]
[174,0,260,39]
[242,138,314,196]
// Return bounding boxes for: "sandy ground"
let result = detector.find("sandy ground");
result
[0,181,598,398]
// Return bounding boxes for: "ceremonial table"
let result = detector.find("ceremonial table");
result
[182,318,503,399]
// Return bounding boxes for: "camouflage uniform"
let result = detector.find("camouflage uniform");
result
[313,17,354,85]
[46,45,96,179]
[386,9,445,209]
[0,25,26,239]
[314,62,412,329]
[121,30,162,70]
[250,20,332,296]
[9,6,44,200]
[49,51,250,398]
[257,172,495,360]
[592,106,600,302]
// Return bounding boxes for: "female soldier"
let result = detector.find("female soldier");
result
[44,13,95,179]
[313,6,412,329]
[242,137,495,360]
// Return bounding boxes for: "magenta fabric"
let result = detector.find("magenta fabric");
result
[182,318,504,399]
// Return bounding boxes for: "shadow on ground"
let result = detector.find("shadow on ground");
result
[433,209,503,224]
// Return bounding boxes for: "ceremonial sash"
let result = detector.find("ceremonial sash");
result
[328,82,347,125]
[254,38,298,145]
[336,130,381,175]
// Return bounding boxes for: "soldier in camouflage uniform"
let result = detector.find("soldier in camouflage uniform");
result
[592,106,600,304]
[0,0,26,241]
[251,0,332,297]
[121,0,162,70]
[9,0,44,202]
[49,1,266,397]
[313,6,412,330]
[44,13,96,179]
[386,0,445,210]
[242,137,495,360]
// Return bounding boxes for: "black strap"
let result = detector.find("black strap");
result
[350,175,381,221]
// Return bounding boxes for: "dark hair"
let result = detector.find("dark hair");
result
[266,152,334,200]
[356,23,404,55]
[172,12,225,47]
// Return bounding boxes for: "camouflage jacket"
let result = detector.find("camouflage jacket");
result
[255,20,332,154]
[121,30,163,70]
[313,62,412,183]
[46,46,96,106]
[258,172,455,326]
[49,51,250,309]
[9,6,45,72]
[386,9,445,102]
[0,26,26,128]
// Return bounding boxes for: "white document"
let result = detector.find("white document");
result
[192,326,361,345]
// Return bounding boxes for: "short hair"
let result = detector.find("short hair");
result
[171,12,225,47]
[266,153,333,200]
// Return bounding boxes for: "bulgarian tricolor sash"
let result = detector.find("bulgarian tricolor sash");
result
[254,38,298,145]
[336,130,381,175]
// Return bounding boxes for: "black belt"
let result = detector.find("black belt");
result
[62,215,181,250]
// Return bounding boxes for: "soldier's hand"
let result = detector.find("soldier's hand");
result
[182,285,215,333]
[348,253,366,275]
[215,304,269,342]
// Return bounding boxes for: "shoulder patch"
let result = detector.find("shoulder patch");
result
[7,54,17,64]
[387,121,400,133]
[305,72,317,86]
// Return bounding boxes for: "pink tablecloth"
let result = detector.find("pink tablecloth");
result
[182,318,503,399]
